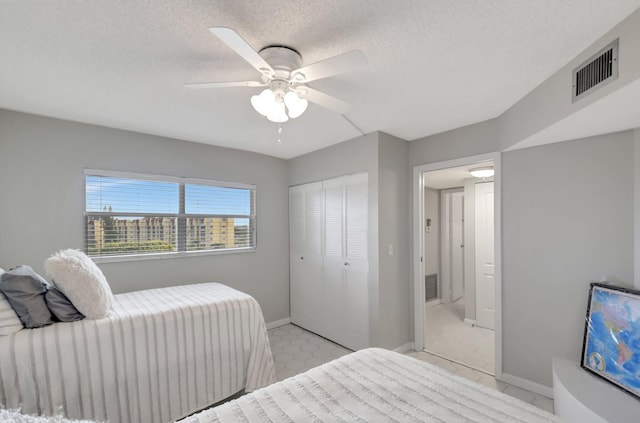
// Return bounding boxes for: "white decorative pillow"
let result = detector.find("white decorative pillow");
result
[0,267,25,336]
[44,250,113,320]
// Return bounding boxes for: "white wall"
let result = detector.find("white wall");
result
[0,109,290,323]
[502,132,633,387]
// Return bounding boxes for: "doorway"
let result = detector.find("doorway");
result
[413,153,502,378]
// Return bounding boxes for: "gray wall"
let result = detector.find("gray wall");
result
[410,118,635,388]
[502,132,634,387]
[288,132,379,185]
[409,118,501,167]
[635,128,640,288]
[0,109,290,323]
[423,188,439,278]
[377,132,411,349]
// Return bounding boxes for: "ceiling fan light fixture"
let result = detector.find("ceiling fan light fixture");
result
[250,89,275,116]
[469,166,495,178]
[267,101,289,123]
[252,88,308,122]
[284,91,308,118]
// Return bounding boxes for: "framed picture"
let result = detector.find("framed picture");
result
[581,282,640,400]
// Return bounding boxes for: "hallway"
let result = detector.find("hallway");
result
[424,299,495,374]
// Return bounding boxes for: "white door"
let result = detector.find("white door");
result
[475,181,495,330]
[291,173,369,351]
[290,182,324,334]
[441,189,464,303]
[450,192,464,302]
[342,173,369,350]
[322,177,345,343]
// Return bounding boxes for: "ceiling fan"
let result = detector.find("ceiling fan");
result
[185,27,367,123]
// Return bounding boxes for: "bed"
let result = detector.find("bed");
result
[0,282,276,423]
[181,348,562,423]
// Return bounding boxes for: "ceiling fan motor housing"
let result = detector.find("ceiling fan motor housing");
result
[270,79,290,96]
[259,46,303,81]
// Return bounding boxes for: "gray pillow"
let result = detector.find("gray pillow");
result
[0,267,25,336]
[45,288,84,322]
[0,265,54,328]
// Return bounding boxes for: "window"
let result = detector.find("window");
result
[85,169,256,259]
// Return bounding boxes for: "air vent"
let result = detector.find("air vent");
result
[572,39,618,102]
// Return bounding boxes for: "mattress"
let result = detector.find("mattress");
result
[0,282,276,423]
[182,348,563,423]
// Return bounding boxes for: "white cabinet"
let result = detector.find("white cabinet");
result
[553,357,640,422]
[290,173,369,350]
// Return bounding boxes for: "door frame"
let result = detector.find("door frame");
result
[413,152,502,379]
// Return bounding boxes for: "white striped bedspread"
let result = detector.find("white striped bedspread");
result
[182,348,564,423]
[0,282,276,423]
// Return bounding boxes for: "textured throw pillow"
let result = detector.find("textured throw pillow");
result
[0,267,25,335]
[44,249,113,319]
[0,265,55,329]
[45,287,84,322]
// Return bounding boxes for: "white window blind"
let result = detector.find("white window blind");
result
[85,170,256,258]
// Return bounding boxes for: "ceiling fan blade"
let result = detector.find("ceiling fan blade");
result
[301,87,352,115]
[209,27,274,77]
[184,81,265,89]
[292,50,366,83]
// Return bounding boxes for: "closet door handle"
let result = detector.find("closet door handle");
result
[300,256,304,260]
[344,262,350,267]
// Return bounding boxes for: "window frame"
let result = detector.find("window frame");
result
[84,169,257,263]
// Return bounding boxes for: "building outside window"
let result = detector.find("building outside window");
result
[85,170,256,259]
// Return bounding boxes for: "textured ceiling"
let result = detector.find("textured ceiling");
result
[1,1,639,159]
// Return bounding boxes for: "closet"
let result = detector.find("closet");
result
[290,172,369,350]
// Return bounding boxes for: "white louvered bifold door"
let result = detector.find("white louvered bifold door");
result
[290,173,369,351]
[290,182,324,335]
[322,172,369,350]
[322,176,346,344]
[342,173,369,350]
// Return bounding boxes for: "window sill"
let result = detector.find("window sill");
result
[91,247,256,264]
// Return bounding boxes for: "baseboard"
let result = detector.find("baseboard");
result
[500,372,554,399]
[463,318,476,327]
[393,342,415,353]
[266,317,291,330]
